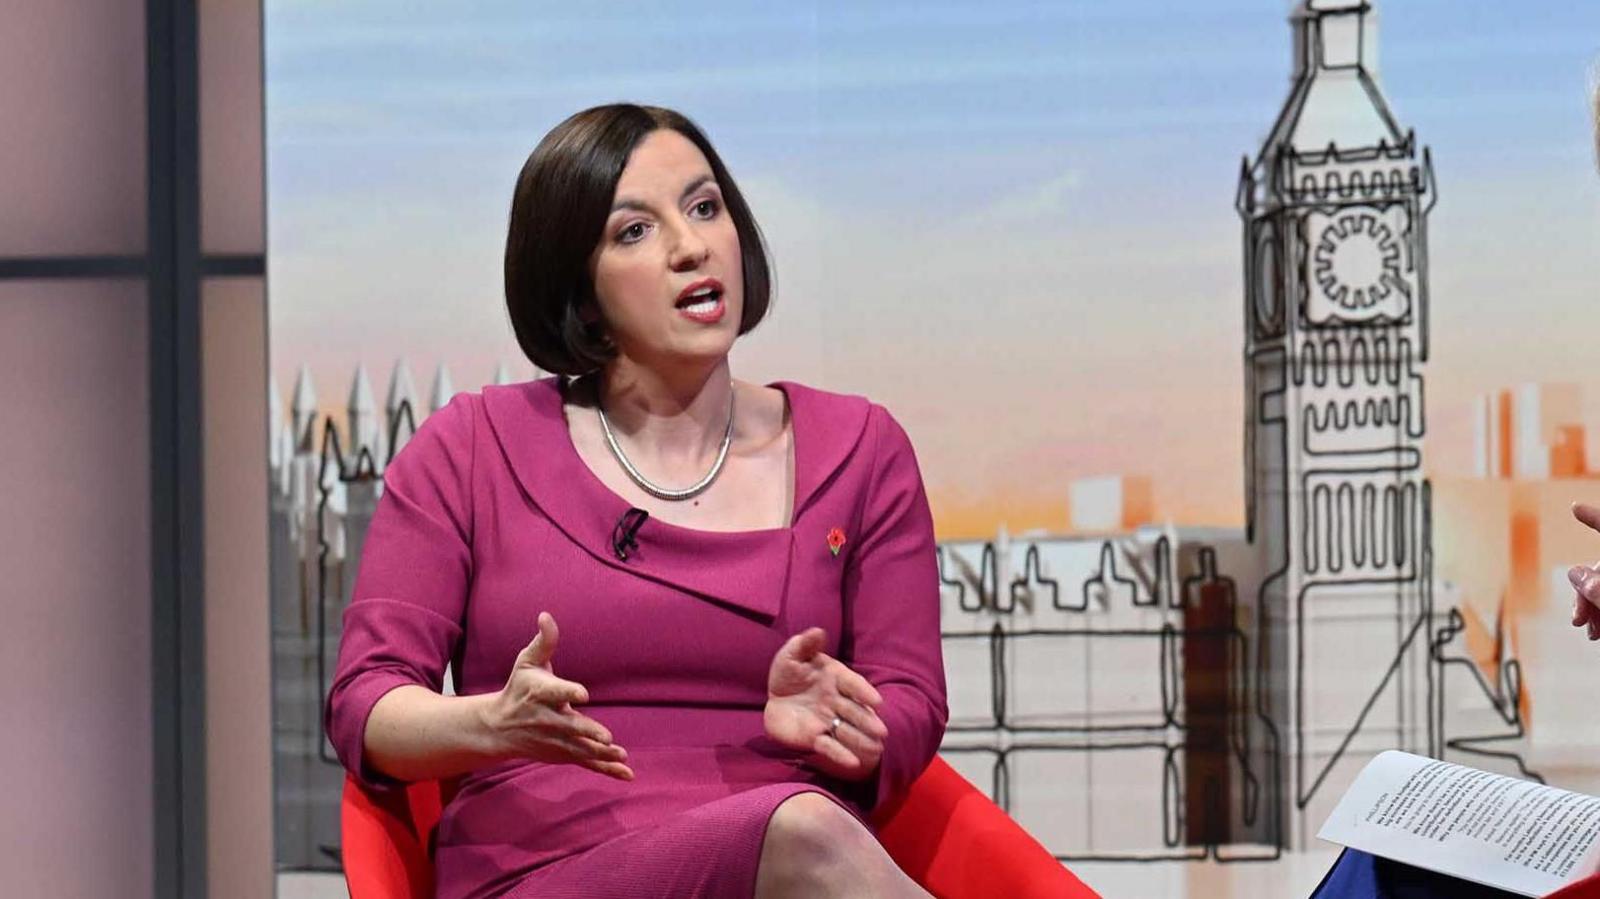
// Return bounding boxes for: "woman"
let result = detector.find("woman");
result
[325,103,948,899]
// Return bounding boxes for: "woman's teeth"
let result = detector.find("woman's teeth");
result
[678,287,720,309]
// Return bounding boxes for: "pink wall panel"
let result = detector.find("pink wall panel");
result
[0,280,153,898]
[0,4,147,256]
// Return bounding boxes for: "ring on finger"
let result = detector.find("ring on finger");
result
[829,715,843,738]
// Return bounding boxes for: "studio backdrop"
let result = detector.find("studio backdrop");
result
[264,2,1600,895]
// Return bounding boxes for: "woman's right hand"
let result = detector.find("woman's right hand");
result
[1570,504,1600,642]
[479,611,635,780]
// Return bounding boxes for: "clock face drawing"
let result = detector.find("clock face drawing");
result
[1253,224,1284,337]
[1305,210,1411,323]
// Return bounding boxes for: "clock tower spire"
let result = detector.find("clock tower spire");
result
[1236,0,1436,846]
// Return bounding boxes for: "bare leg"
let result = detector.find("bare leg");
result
[753,792,931,899]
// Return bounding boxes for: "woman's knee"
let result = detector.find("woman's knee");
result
[764,792,876,864]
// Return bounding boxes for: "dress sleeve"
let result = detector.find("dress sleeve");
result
[841,404,949,810]
[324,393,477,790]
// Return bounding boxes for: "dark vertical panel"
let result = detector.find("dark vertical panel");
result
[148,0,207,896]
[1183,568,1234,847]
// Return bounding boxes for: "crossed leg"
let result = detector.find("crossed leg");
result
[752,792,931,899]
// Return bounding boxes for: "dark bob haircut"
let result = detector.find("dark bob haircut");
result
[504,104,774,376]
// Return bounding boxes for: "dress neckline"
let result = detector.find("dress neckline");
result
[554,377,798,536]
[478,376,873,618]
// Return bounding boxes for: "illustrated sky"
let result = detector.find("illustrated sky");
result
[265,0,1600,536]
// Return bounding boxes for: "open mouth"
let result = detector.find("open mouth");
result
[675,280,724,316]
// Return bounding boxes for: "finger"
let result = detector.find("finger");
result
[516,612,560,669]
[576,756,636,781]
[828,718,884,760]
[781,627,827,664]
[812,733,861,771]
[1589,618,1599,641]
[830,663,884,708]
[571,735,629,762]
[531,673,590,707]
[1573,502,1600,534]
[1569,567,1600,603]
[833,698,888,742]
[1577,594,1591,627]
[554,735,632,780]
[552,710,614,745]
[549,733,631,769]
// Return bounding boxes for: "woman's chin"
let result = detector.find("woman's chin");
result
[669,324,739,358]
[631,337,736,372]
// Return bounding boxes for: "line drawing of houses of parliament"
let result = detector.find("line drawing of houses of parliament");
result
[927,0,1531,861]
[264,0,1551,873]
[267,358,512,868]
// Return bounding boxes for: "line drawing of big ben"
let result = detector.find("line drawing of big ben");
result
[1236,0,1436,847]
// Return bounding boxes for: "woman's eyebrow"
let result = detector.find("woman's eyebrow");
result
[678,173,717,199]
[610,173,717,213]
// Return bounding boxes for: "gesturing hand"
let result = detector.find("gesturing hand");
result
[480,612,634,780]
[763,627,889,781]
[1569,503,1600,642]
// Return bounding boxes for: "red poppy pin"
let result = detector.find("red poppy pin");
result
[826,527,847,557]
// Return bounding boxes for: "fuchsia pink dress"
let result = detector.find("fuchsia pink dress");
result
[326,376,948,898]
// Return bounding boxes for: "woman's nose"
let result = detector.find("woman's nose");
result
[668,222,710,271]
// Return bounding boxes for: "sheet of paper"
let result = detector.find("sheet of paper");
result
[1317,751,1600,897]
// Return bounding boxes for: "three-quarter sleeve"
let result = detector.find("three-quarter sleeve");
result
[324,393,478,790]
[841,405,949,810]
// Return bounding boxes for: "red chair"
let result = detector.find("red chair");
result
[341,755,1100,898]
[1546,873,1600,899]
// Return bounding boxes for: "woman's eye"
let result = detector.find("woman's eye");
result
[618,222,647,243]
[692,198,719,218]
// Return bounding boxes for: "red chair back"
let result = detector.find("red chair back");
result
[1547,872,1600,899]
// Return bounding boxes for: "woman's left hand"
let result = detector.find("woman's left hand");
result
[763,627,889,780]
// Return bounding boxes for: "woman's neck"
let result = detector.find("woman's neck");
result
[589,356,736,467]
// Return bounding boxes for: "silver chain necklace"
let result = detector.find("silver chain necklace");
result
[597,386,734,501]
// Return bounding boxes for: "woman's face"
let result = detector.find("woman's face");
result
[589,128,744,372]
